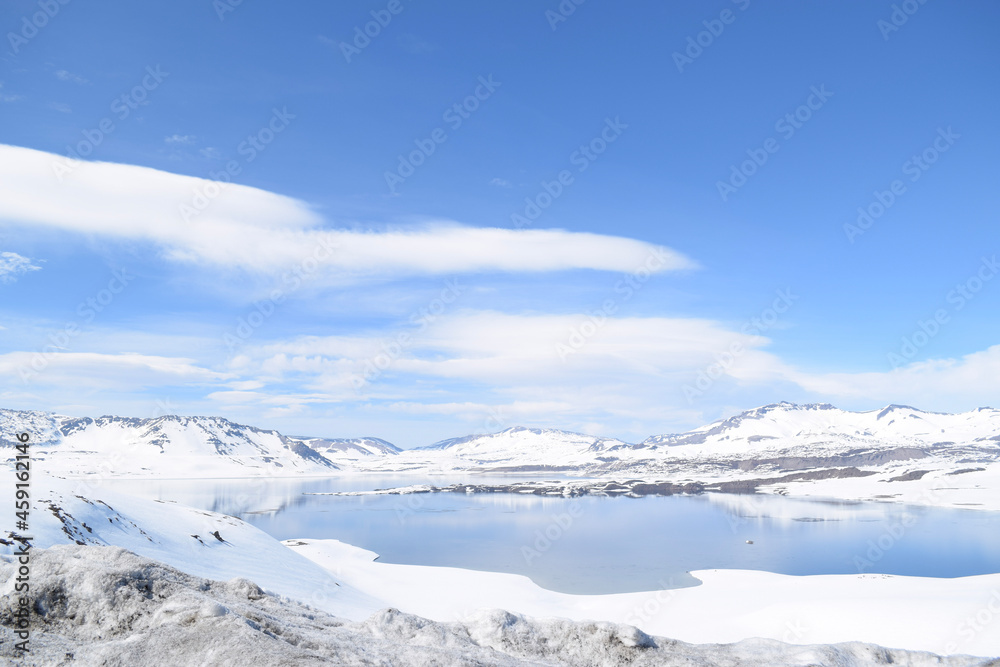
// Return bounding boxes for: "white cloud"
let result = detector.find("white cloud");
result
[0,83,24,103]
[0,351,230,388]
[214,311,1000,431]
[790,345,1000,411]
[0,144,696,279]
[165,134,196,145]
[54,70,88,85]
[2,307,997,440]
[220,312,780,421]
[489,177,511,187]
[0,251,41,283]
[49,102,72,113]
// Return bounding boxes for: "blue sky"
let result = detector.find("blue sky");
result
[1,0,998,447]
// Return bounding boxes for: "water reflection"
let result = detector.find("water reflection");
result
[99,476,1000,595]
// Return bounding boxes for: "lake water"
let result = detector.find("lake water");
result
[101,475,1000,594]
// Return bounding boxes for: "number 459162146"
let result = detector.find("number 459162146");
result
[14,432,30,524]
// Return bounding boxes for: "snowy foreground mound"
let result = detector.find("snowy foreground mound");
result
[1,545,994,667]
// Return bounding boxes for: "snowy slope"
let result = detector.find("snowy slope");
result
[2,470,998,662]
[3,403,999,483]
[0,470,379,618]
[0,410,337,478]
[643,402,1000,456]
[6,546,991,667]
[414,426,638,468]
[287,435,401,462]
[342,403,1000,476]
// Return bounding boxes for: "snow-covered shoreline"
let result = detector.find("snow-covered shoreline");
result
[2,470,999,661]
[5,546,995,667]
[3,402,999,517]
[299,464,1000,513]
[2,401,999,662]
[287,537,1000,657]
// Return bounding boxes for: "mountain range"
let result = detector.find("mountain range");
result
[2,402,998,479]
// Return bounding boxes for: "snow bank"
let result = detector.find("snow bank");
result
[0,470,381,619]
[4,470,998,663]
[1,545,994,666]
[290,538,1000,659]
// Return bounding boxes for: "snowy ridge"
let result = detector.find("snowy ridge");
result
[287,435,401,461]
[642,402,1000,454]
[2,402,999,481]
[0,410,337,478]
[417,426,636,465]
[346,403,1000,479]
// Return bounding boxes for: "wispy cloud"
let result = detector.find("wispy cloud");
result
[489,177,511,187]
[0,351,231,388]
[210,311,1000,431]
[0,82,24,103]
[165,134,196,145]
[0,144,696,279]
[4,307,999,440]
[54,69,88,85]
[48,102,72,113]
[0,251,40,283]
[790,345,1000,410]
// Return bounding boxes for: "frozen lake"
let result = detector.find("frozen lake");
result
[101,476,1000,594]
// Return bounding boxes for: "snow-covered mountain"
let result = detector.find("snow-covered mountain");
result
[345,403,1000,478]
[643,402,1000,454]
[415,426,637,468]
[0,409,337,477]
[287,435,401,460]
[2,402,999,480]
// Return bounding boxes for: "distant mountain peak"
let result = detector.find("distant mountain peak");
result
[0,408,337,476]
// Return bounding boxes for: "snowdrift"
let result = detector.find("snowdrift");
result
[2,545,995,667]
